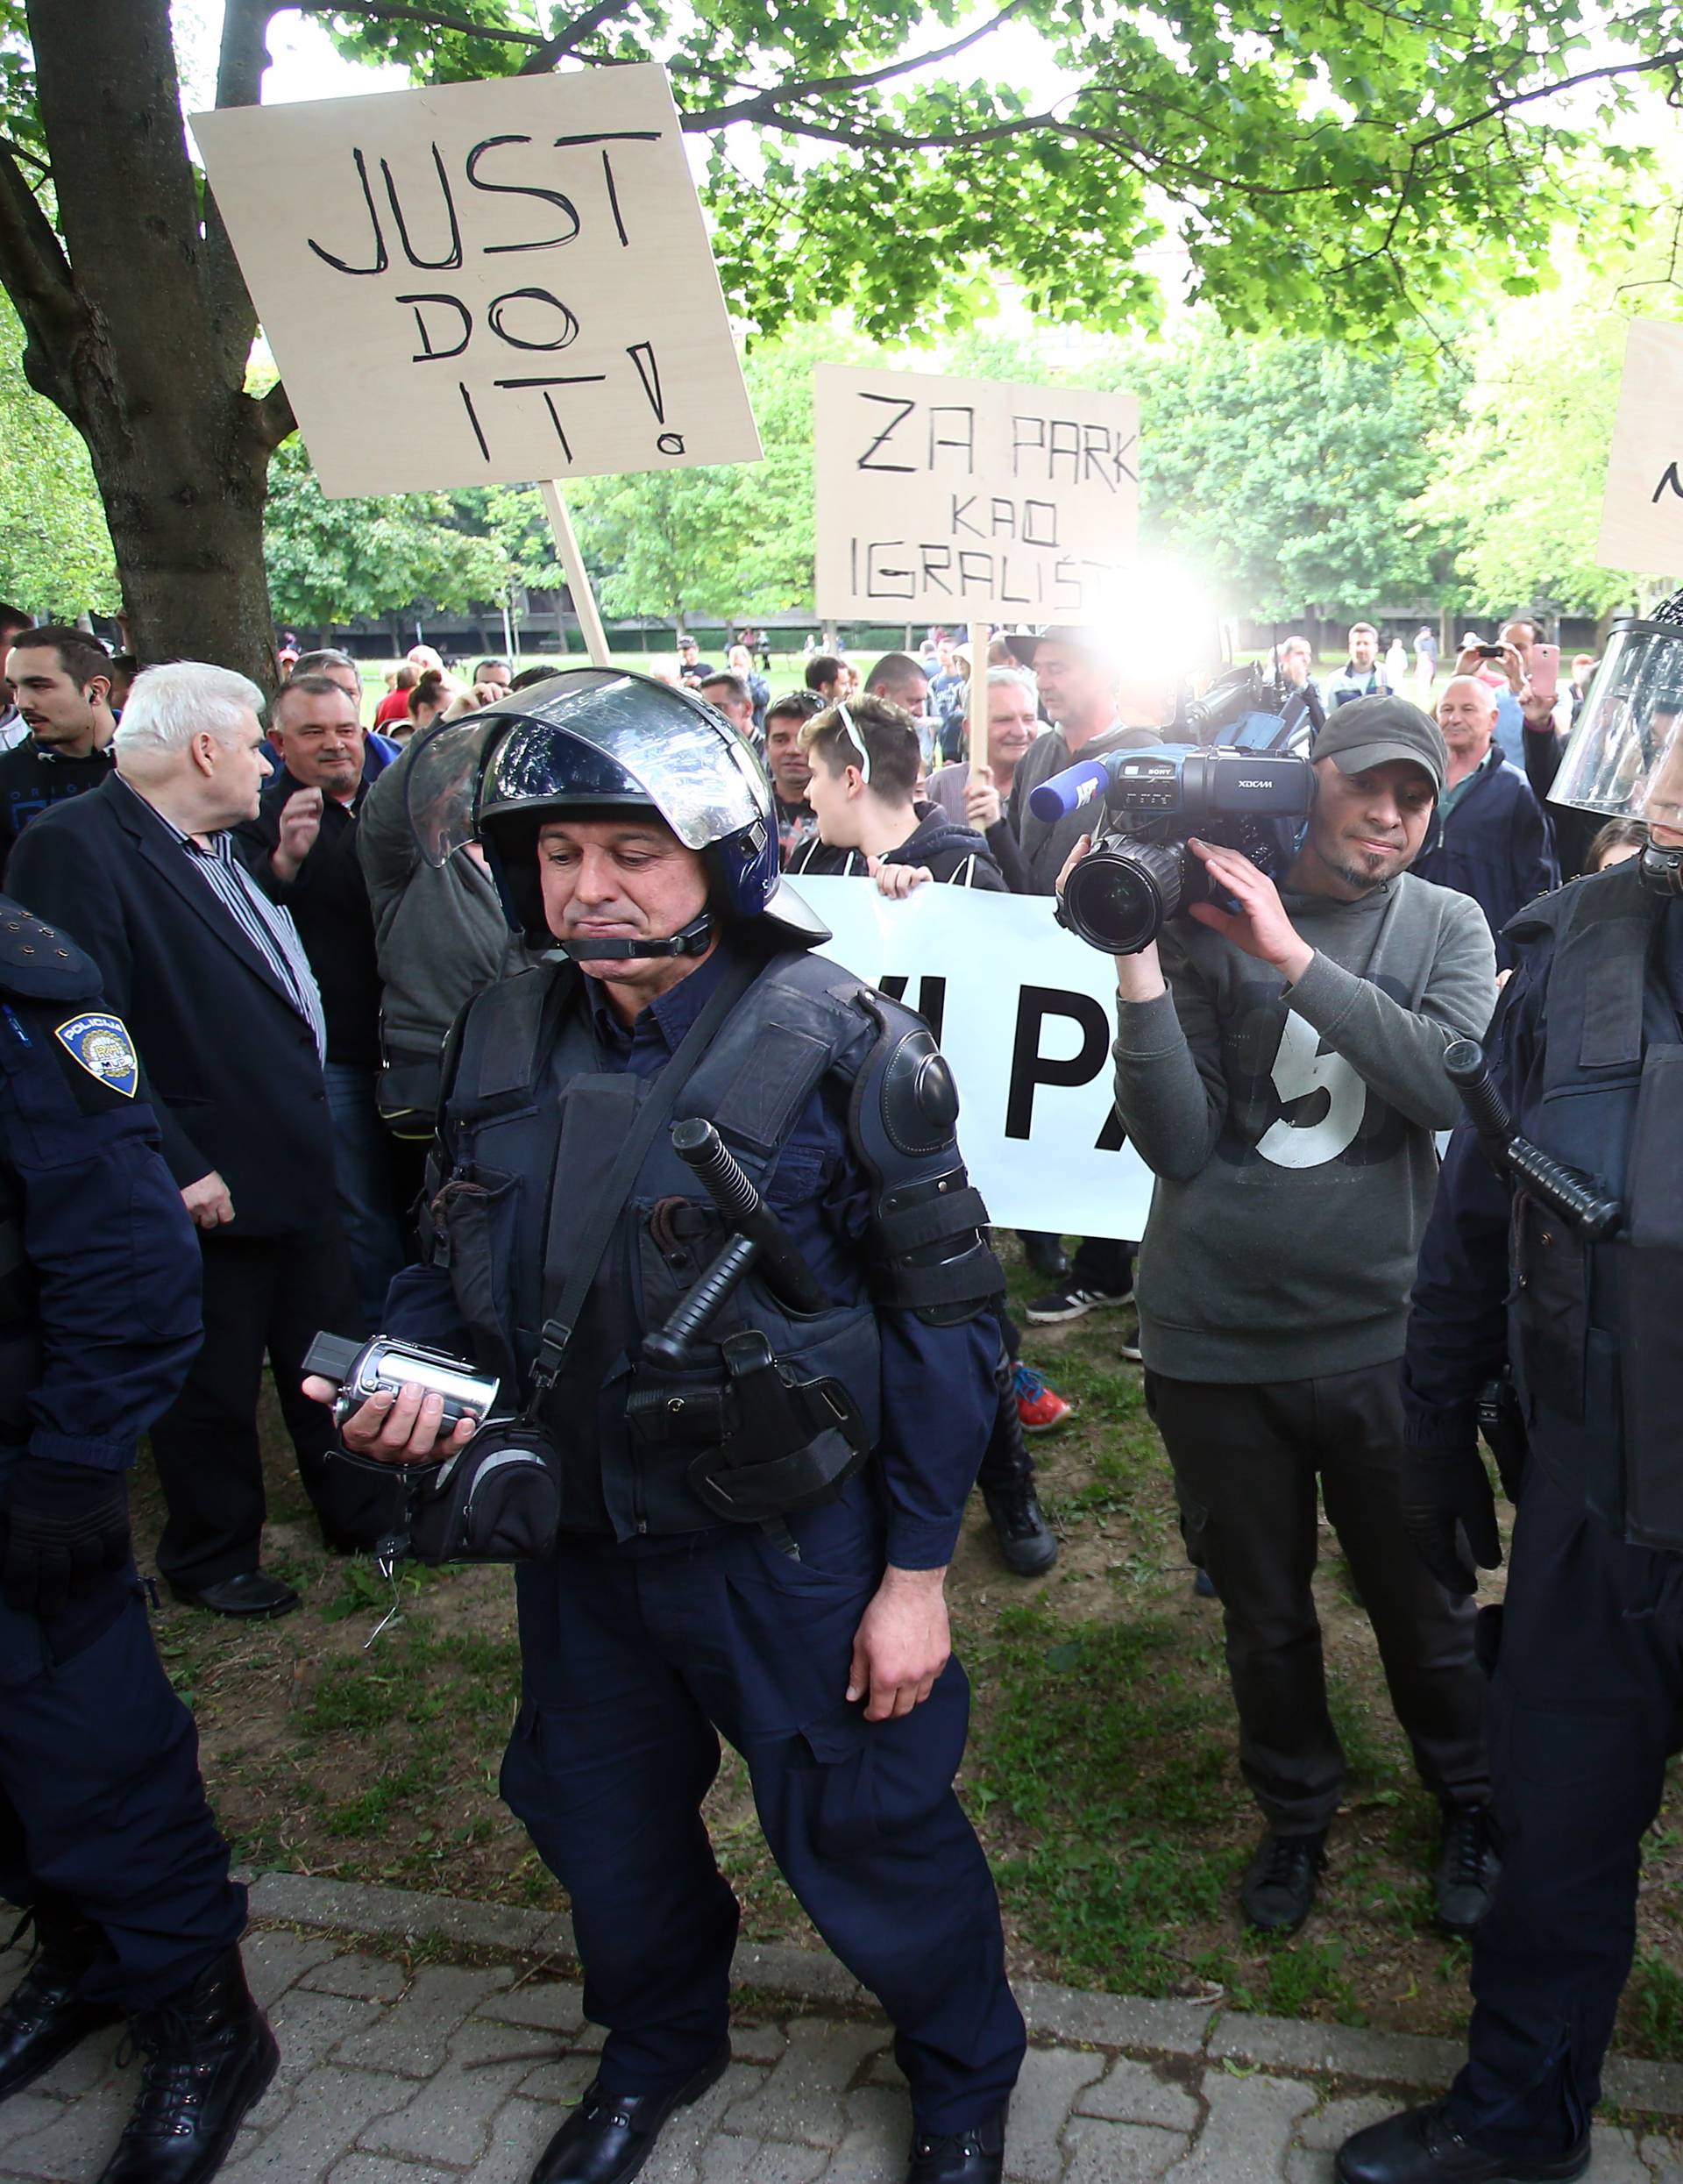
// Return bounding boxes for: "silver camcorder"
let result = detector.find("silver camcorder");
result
[302,1331,500,1434]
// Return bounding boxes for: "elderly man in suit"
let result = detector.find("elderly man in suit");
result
[7,661,393,1618]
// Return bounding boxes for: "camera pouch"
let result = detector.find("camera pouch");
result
[336,1423,565,1565]
[685,1330,871,1524]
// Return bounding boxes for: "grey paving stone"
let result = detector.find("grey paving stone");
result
[300,1953,410,2004]
[729,1940,866,2008]
[476,1976,586,2032]
[721,2018,889,2148]
[247,1872,568,1963]
[217,2064,413,2180]
[1005,2045,1109,2183]
[266,1986,385,2095]
[0,2090,78,2178]
[242,1929,343,2011]
[516,2052,599,2104]
[1606,2059,1683,2122]
[1294,2094,1403,2154]
[25,2022,123,2099]
[1208,2014,1464,2092]
[1075,2058,1202,2131]
[1062,2116,1195,2183]
[643,2062,774,2183]
[330,1964,513,2081]
[461,2095,563,2184]
[1588,2124,1662,2184]
[1161,2071,1317,2184]
[327,2160,458,2184]
[1016,1979,1215,2058]
[823,2083,911,2182]
[700,2137,830,2182]
[1641,2132,1683,2181]
[359,2017,540,2166]
[0,2069,129,2178]
[1285,2146,1332,2184]
[730,2018,792,2065]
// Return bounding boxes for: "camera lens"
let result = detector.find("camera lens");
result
[1063,838,1188,954]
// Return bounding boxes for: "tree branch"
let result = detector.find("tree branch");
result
[0,135,48,179]
[251,380,297,452]
[217,0,280,107]
[202,0,279,367]
[0,141,82,420]
[298,2,545,46]
[518,0,627,72]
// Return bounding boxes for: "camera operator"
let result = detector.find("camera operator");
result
[1069,694,1500,1936]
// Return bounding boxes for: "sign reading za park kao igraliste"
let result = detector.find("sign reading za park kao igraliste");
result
[191,65,762,500]
[813,366,1139,622]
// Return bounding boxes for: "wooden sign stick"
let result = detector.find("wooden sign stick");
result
[967,619,990,787]
[541,480,613,669]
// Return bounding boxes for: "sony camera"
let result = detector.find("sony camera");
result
[1030,742,1315,955]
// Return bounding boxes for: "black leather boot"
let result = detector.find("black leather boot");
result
[0,1903,121,2100]
[976,1356,1058,1578]
[1239,1827,1328,1934]
[905,2109,1006,2183]
[530,2042,729,2184]
[1335,2101,1591,2184]
[96,1946,278,2184]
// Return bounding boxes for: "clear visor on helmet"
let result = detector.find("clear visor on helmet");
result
[1552,624,1683,841]
[404,671,769,867]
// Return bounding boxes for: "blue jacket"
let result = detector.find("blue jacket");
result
[1412,749,1558,971]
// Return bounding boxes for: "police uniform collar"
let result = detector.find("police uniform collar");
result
[581,939,735,1055]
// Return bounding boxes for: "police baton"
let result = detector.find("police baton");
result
[1442,1038,1623,1241]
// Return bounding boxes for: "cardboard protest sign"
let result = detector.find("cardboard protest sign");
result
[192,65,761,499]
[813,366,1138,622]
[799,877,1154,1241]
[1596,318,1683,577]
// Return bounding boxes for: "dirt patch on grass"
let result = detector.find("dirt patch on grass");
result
[141,1261,1683,2059]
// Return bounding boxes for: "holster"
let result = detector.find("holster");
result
[335,1421,565,1565]
[627,1331,870,1524]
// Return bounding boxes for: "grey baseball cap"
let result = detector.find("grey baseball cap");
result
[1312,694,1446,799]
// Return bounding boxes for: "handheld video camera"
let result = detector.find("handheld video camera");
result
[1030,742,1315,956]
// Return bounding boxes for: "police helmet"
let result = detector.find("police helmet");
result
[1553,589,1683,897]
[404,668,826,956]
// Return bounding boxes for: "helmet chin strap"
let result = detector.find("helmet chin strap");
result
[1639,843,1683,899]
[558,912,715,961]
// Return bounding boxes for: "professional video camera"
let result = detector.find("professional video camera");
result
[1030,687,1316,955]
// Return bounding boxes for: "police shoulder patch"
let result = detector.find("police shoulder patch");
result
[53,1012,138,1099]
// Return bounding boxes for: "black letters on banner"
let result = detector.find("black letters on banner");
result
[1006,985,1114,1142]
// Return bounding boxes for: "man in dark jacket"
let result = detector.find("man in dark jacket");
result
[0,627,117,871]
[237,674,404,1329]
[786,695,1006,890]
[1413,677,1559,970]
[7,662,391,1618]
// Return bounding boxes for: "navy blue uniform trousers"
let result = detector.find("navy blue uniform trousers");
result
[1451,1465,1683,2152]
[0,1454,245,2010]
[501,1478,1026,2133]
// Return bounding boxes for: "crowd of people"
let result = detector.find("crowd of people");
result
[0,591,1672,2184]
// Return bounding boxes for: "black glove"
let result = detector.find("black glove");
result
[0,1459,131,1619]
[1402,1444,1502,1598]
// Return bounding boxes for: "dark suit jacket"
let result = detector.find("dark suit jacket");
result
[6,773,333,1236]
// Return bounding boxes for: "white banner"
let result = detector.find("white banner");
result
[799,877,1154,1241]
[813,365,1140,622]
[193,65,761,499]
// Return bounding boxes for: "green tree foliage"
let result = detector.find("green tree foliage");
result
[262,437,509,632]
[1417,279,1683,622]
[1136,325,1463,620]
[0,299,117,619]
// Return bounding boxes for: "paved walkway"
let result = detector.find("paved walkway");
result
[1,1876,1679,2184]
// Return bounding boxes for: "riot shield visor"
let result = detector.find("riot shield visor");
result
[1552,622,1683,843]
[405,670,769,867]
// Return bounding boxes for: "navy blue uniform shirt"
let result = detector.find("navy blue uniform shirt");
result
[388,944,994,1567]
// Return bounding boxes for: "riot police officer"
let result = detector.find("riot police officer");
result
[312,672,1026,2184]
[0,897,276,2182]
[1339,594,1683,2184]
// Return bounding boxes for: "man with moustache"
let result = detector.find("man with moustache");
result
[1079,695,1501,1936]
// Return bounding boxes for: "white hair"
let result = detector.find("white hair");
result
[986,665,1039,705]
[113,661,266,760]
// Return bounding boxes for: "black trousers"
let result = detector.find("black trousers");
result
[1146,1362,1489,1832]
[149,1222,401,1590]
[1451,1465,1683,2154]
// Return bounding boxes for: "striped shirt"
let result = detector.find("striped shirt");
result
[119,776,328,1063]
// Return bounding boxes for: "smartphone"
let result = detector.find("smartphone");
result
[1474,644,1507,661]
[1530,643,1559,703]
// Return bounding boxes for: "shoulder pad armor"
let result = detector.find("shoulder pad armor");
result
[846,989,1003,1326]
[0,897,100,1003]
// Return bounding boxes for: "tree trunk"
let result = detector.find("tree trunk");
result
[6,0,291,690]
